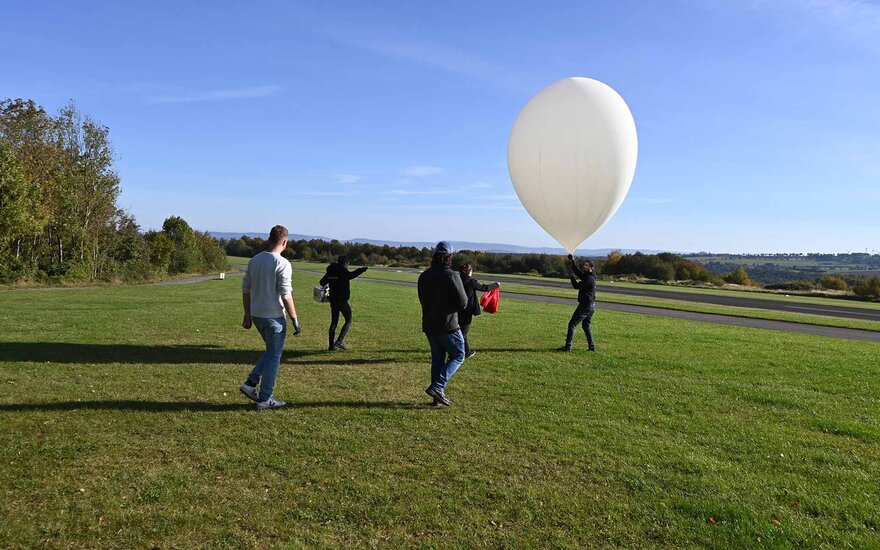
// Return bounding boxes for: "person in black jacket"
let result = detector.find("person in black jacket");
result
[457,263,500,359]
[561,254,597,351]
[417,241,468,406]
[319,255,368,351]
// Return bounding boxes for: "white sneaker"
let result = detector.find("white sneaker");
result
[256,396,286,410]
[239,384,259,402]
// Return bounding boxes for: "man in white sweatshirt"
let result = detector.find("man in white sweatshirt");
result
[239,225,301,410]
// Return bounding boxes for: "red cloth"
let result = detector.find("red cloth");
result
[479,287,500,314]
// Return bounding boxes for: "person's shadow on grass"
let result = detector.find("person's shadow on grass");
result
[0,400,430,413]
[0,342,409,366]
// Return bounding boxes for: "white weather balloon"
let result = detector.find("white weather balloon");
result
[507,77,638,254]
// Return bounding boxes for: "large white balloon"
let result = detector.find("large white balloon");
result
[507,77,638,254]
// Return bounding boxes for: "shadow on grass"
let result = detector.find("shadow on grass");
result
[0,342,410,366]
[0,343,550,366]
[0,400,429,413]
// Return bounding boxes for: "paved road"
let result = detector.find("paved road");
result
[152,271,243,286]
[343,267,880,322]
[296,271,880,344]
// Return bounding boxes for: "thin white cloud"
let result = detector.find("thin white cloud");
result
[320,29,532,92]
[470,182,493,189]
[752,0,880,54]
[402,165,445,177]
[149,85,282,104]
[339,174,362,184]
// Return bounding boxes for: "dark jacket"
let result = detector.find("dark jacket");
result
[570,263,596,306]
[418,266,468,334]
[458,274,500,326]
[320,263,367,303]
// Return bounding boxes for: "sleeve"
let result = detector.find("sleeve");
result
[571,262,584,279]
[472,279,492,292]
[570,276,579,290]
[348,267,368,280]
[277,261,293,299]
[242,265,251,293]
[319,267,329,287]
[451,272,468,310]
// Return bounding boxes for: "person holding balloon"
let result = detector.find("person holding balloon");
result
[561,254,596,352]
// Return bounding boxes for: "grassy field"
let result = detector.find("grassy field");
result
[2,275,878,548]
[289,262,880,333]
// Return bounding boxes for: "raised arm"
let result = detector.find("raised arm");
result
[347,266,368,280]
[472,279,500,292]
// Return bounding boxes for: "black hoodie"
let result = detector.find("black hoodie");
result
[570,263,596,305]
[418,266,468,334]
[320,263,367,303]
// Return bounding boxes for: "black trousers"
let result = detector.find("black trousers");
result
[329,300,353,347]
[460,321,472,355]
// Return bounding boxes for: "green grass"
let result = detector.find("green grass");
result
[1,275,879,548]
[290,262,880,333]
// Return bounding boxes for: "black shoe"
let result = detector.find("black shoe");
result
[328,344,336,351]
[425,386,451,406]
[556,345,571,352]
[334,341,349,351]
[465,350,476,359]
[588,347,596,352]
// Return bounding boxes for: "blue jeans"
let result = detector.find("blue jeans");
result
[426,330,466,392]
[246,317,287,401]
[566,303,595,349]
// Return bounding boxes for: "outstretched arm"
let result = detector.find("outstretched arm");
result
[347,266,368,280]
[473,279,500,292]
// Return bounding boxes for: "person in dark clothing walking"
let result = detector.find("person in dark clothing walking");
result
[457,264,500,359]
[320,255,368,351]
[561,254,597,351]
[418,241,468,406]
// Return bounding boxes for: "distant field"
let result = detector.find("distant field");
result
[289,261,880,333]
[2,274,878,547]
[288,259,880,311]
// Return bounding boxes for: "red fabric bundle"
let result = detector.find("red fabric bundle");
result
[479,288,500,314]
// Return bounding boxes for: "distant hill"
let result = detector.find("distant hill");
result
[209,231,330,242]
[209,232,663,256]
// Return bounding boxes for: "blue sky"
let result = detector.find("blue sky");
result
[2,0,879,253]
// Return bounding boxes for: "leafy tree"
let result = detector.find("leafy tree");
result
[820,275,848,291]
[853,276,880,299]
[723,265,753,286]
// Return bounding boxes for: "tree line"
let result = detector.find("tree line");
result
[0,98,225,283]
[224,236,880,299]
[222,237,737,285]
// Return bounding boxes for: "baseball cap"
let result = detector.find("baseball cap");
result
[433,241,454,254]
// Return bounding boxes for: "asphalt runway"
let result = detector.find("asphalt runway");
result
[474,273,880,323]
[336,267,880,322]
